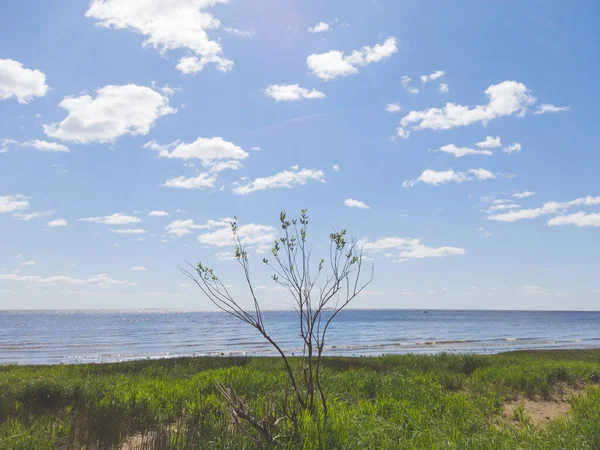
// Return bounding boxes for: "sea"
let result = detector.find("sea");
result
[2,309,600,365]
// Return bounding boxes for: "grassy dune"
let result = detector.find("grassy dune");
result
[1,350,600,449]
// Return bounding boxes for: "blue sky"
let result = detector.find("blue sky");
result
[1,0,599,310]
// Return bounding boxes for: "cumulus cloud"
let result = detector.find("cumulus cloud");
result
[20,260,36,266]
[438,83,449,93]
[332,164,340,172]
[149,210,169,217]
[1,139,69,153]
[165,218,229,237]
[0,59,49,103]
[0,272,130,288]
[548,212,600,227]
[79,213,141,225]
[44,84,175,143]
[344,198,370,209]
[534,104,570,115]
[420,70,445,84]
[486,203,520,212]
[469,168,496,180]
[13,210,54,221]
[163,172,218,189]
[20,140,70,153]
[513,191,535,198]
[475,136,502,149]
[385,103,401,113]
[145,137,247,172]
[86,0,233,74]
[401,76,419,94]
[307,37,397,81]
[109,228,147,234]
[233,166,325,195]
[487,195,600,222]
[48,219,67,227]
[437,144,493,158]
[504,142,522,154]
[403,169,467,187]
[264,84,325,101]
[223,26,254,38]
[308,22,330,33]
[0,195,29,213]
[403,168,498,187]
[396,81,537,138]
[198,222,277,253]
[361,236,465,261]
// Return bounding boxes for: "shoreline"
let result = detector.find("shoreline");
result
[5,346,600,368]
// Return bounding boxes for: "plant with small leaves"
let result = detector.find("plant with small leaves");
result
[180,210,373,441]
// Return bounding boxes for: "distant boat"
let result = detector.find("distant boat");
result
[422,310,428,314]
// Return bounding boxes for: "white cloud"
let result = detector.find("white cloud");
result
[215,251,236,261]
[487,195,600,222]
[149,210,169,217]
[420,70,445,84]
[547,212,600,228]
[163,172,218,189]
[0,59,49,104]
[20,260,36,266]
[403,168,498,187]
[145,137,247,172]
[475,136,502,149]
[344,198,370,209]
[0,272,130,288]
[513,191,535,198]
[401,76,419,94]
[198,222,277,253]
[0,195,29,213]
[48,219,67,227]
[397,81,537,137]
[385,103,401,113]
[534,104,570,115]
[0,139,17,153]
[13,210,54,221]
[487,203,520,212]
[128,266,147,271]
[399,245,465,259]
[20,140,70,153]
[518,285,562,296]
[233,166,325,195]
[86,0,233,74]
[264,84,325,101]
[307,37,397,81]
[504,142,521,154]
[469,168,496,180]
[166,219,200,237]
[44,84,175,143]
[165,218,229,237]
[79,213,141,225]
[308,22,330,33]
[361,236,465,260]
[332,164,340,172]
[437,144,493,158]
[109,228,148,234]
[438,83,449,93]
[223,26,254,38]
[251,146,261,152]
[403,169,466,187]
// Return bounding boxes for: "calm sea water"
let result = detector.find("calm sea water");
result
[2,309,600,365]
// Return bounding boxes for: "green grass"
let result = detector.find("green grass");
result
[1,350,600,449]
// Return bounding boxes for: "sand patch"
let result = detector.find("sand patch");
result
[504,398,571,425]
